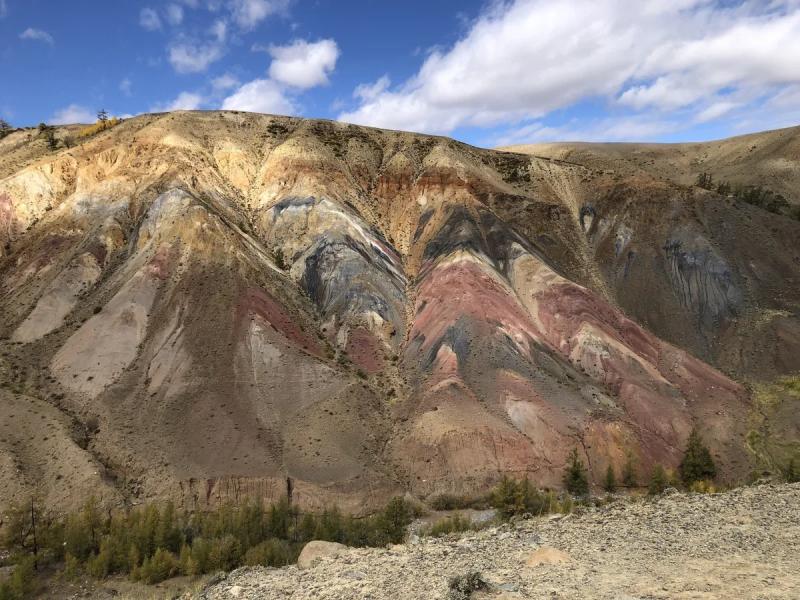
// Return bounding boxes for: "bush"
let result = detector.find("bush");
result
[603,465,617,493]
[0,556,36,600]
[491,477,562,519]
[784,458,799,483]
[447,572,487,600]
[563,448,589,497]
[77,117,120,138]
[679,428,716,486]
[648,465,667,495]
[378,497,413,544]
[696,172,714,190]
[136,548,178,584]
[421,514,477,538]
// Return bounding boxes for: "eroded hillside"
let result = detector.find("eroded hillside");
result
[1,112,798,513]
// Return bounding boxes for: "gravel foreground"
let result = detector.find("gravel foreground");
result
[199,484,800,600]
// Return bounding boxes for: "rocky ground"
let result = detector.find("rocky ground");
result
[201,483,800,600]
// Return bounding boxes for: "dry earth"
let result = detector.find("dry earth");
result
[201,483,800,600]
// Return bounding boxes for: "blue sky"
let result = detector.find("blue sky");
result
[2,0,800,148]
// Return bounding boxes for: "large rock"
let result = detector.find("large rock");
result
[297,541,349,569]
[524,546,570,567]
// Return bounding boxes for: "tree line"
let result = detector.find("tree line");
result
[696,172,800,221]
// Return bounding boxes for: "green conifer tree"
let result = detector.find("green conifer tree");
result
[563,448,590,497]
[679,427,717,486]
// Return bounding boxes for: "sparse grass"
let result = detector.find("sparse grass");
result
[419,514,485,538]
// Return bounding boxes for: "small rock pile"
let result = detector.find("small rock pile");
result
[201,483,800,599]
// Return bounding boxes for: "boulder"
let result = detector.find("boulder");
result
[297,540,348,569]
[524,546,570,567]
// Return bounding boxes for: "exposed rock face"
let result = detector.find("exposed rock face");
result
[200,484,800,600]
[1,113,798,512]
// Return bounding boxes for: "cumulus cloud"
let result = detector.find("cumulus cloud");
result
[221,79,296,115]
[268,39,339,89]
[140,7,162,31]
[354,75,390,101]
[168,39,224,73]
[51,104,96,125]
[212,73,240,91]
[230,0,289,30]
[152,91,205,112]
[166,3,184,26]
[340,0,800,136]
[19,28,54,45]
[210,19,227,42]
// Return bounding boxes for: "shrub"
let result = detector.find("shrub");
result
[63,553,81,582]
[421,514,477,538]
[137,548,178,584]
[622,451,638,487]
[77,117,120,138]
[782,458,799,483]
[447,572,487,600]
[378,497,413,544]
[696,172,714,190]
[492,477,561,519]
[243,538,294,567]
[563,448,589,497]
[679,427,716,486]
[603,465,617,493]
[273,247,287,270]
[648,465,667,495]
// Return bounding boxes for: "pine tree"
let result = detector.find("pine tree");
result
[563,448,589,497]
[679,427,717,486]
[649,464,667,495]
[621,451,637,487]
[604,464,617,493]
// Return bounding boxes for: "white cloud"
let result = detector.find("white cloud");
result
[212,73,240,91]
[152,91,205,112]
[340,0,800,135]
[694,101,741,124]
[119,78,133,96]
[168,39,224,73]
[230,0,289,30]
[140,7,162,31]
[493,115,678,146]
[221,79,296,115]
[268,39,339,89]
[166,4,184,26]
[354,75,390,101]
[19,27,54,45]
[0,0,7,18]
[51,104,96,125]
[210,19,227,42]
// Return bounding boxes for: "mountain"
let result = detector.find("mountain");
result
[1,113,798,514]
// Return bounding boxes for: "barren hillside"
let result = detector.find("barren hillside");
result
[1,112,798,514]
